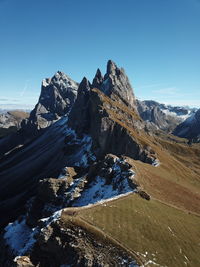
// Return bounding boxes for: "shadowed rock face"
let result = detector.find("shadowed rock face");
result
[68,77,91,135]
[92,68,103,89]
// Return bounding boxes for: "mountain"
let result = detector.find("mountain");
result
[0,72,78,158]
[173,108,200,142]
[0,110,29,138]
[24,71,79,131]
[0,61,200,267]
[136,100,196,133]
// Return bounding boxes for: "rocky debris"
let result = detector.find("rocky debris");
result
[88,154,134,184]
[137,190,151,201]
[26,172,77,227]
[26,218,139,267]
[173,109,200,142]
[73,154,137,206]
[13,256,35,267]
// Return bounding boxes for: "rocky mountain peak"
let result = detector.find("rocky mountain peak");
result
[79,76,91,93]
[106,59,118,75]
[99,60,137,109]
[24,72,79,132]
[92,68,103,89]
[68,77,91,134]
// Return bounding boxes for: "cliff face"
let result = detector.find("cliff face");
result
[23,71,79,132]
[93,60,137,109]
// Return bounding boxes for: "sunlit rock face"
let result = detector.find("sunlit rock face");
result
[26,71,79,130]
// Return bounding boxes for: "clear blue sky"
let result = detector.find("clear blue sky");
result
[0,0,200,109]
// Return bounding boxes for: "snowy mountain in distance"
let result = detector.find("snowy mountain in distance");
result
[136,99,197,133]
[173,108,200,142]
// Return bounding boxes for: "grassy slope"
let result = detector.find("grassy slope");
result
[94,89,200,214]
[63,90,200,266]
[78,194,200,267]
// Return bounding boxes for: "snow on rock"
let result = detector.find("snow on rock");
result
[72,158,136,207]
[40,210,62,228]
[64,127,96,167]
[4,217,37,256]
[4,209,63,257]
[152,159,160,167]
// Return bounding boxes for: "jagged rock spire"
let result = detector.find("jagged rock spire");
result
[92,60,137,109]
[92,68,103,89]
[106,59,118,75]
[68,77,91,134]
[25,71,79,131]
[78,76,91,94]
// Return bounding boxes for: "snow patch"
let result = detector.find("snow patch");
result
[73,164,135,207]
[4,209,63,257]
[64,127,96,168]
[40,210,62,228]
[4,218,37,256]
[152,159,160,167]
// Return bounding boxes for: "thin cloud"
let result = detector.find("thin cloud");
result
[0,98,19,102]
[153,87,179,96]
[20,80,30,97]
[137,83,163,89]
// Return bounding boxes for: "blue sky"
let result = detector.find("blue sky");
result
[0,0,200,109]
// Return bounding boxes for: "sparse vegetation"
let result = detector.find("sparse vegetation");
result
[78,194,200,267]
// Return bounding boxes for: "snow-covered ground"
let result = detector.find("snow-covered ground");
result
[4,218,37,256]
[73,158,136,207]
[4,210,62,257]
[162,107,196,122]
